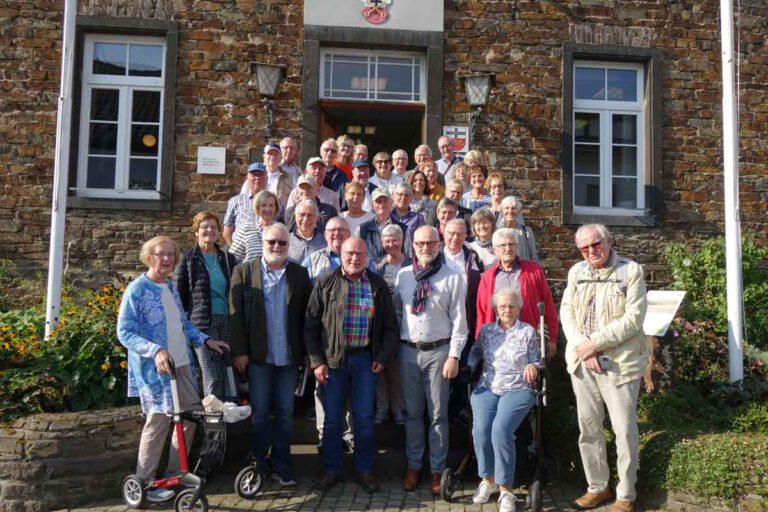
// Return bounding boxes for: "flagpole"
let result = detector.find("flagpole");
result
[45,0,77,338]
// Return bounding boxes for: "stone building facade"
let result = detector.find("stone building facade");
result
[1,0,767,289]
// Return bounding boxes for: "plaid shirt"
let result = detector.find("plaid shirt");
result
[343,270,375,348]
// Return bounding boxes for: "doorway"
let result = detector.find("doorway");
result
[319,101,424,160]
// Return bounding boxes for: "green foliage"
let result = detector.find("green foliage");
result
[663,237,768,350]
[0,285,130,423]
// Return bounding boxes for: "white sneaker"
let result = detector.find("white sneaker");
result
[472,481,500,504]
[146,488,175,503]
[498,491,516,512]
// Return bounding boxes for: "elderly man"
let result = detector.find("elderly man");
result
[476,228,558,358]
[392,182,426,239]
[445,179,474,220]
[396,226,468,495]
[339,159,376,212]
[305,237,399,493]
[230,223,312,486]
[279,137,301,185]
[358,188,410,260]
[353,144,369,163]
[436,136,463,183]
[224,162,268,255]
[320,138,349,193]
[287,157,341,212]
[560,224,648,512]
[285,175,338,232]
[392,149,409,178]
[263,142,293,206]
[288,200,326,264]
[413,144,433,172]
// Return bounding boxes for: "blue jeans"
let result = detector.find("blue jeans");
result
[247,363,298,479]
[321,350,378,474]
[470,387,535,486]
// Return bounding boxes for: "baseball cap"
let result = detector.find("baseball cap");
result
[247,162,266,173]
[297,175,317,188]
[306,156,326,167]
[263,143,280,154]
[352,158,370,169]
[371,187,391,202]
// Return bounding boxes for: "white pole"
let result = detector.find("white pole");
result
[719,0,745,384]
[45,0,77,338]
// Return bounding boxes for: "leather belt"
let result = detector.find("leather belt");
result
[400,338,450,351]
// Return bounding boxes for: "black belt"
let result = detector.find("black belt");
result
[345,346,370,355]
[400,338,450,351]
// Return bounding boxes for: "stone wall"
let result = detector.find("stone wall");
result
[0,406,144,512]
[0,1,766,288]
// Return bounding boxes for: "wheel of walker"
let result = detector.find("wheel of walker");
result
[439,467,455,502]
[529,479,543,512]
[174,488,208,512]
[121,474,146,509]
[234,465,262,499]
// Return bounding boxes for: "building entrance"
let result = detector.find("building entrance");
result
[319,101,424,161]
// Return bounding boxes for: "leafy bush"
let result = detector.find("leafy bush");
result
[663,237,768,350]
[0,285,130,423]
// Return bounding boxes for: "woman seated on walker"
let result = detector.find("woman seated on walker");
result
[467,287,540,512]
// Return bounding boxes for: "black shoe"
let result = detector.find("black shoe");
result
[317,471,341,491]
[355,472,380,493]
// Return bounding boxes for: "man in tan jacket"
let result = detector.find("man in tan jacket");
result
[560,224,648,512]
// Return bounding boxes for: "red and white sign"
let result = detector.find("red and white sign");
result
[361,0,392,25]
[443,126,469,153]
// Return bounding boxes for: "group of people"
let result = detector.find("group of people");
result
[117,134,649,512]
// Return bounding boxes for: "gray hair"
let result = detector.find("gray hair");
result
[325,216,350,231]
[394,182,413,196]
[492,227,517,246]
[446,179,466,190]
[490,287,524,311]
[381,223,404,240]
[575,223,611,243]
[470,207,496,237]
[392,149,408,160]
[445,218,467,233]
[414,144,433,157]
[294,199,319,217]
[263,222,290,240]
[436,197,458,212]
[500,195,521,209]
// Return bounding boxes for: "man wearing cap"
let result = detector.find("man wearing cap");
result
[264,142,293,206]
[287,157,341,212]
[358,188,410,261]
[436,136,463,184]
[285,175,338,232]
[339,159,377,213]
[279,137,301,186]
[320,138,349,193]
[224,162,268,254]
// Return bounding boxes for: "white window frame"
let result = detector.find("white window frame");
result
[76,34,166,200]
[572,60,645,216]
[319,48,426,104]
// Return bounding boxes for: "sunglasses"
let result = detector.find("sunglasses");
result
[265,239,288,247]
[579,239,604,254]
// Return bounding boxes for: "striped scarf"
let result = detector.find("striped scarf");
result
[411,252,444,315]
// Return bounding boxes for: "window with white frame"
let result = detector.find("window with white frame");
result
[572,61,644,214]
[320,49,425,103]
[76,34,166,199]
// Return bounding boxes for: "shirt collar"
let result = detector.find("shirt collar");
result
[342,266,368,284]
[261,257,287,274]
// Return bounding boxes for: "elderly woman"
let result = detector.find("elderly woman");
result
[498,196,538,262]
[466,207,498,268]
[229,190,279,261]
[486,172,506,219]
[452,163,471,192]
[467,287,540,512]
[174,212,238,399]
[373,224,408,425]
[370,151,402,193]
[407,170,438,222]
[462,165,492,212]
[340,181,374,235]
[288,199,326,263]
[118,236,227,496]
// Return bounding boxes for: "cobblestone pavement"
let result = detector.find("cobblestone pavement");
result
[57,447,667,512]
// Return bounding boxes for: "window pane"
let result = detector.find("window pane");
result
[332,62,369,91]
[377,63,413,94]
[612,146,637,176]
[613,177,637,208]
[323,60,331,92]
[575,67,604,100]
[131,125,159,157]
[607,69,637,101]
[129,44,163,77]
[575,113,600,143]
[129,159,158,190]
[574,176,600,207]
[378,57,411,65]
[575,144,600,175]
[90,89,119,121]
[132,91,161,123]
[93,43,126,75]
[88,122,118,155]
[612,114,637,144]
[86,156,116,188]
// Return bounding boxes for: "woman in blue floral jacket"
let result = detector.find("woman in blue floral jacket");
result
[118,235,228,491]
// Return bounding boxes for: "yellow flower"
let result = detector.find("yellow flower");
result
[101,362,111,371]
[120,360,128,369]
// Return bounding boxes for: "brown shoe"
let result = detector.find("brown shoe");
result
[573,489,613,509]
[611,499,635,512]
[402,468,420,491]
[316,471,341,491]
[430,473,442,496]
[355,472,380,494]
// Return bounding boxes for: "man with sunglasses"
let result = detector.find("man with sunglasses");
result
[229,223,313,487]
[560,224,648,512]
[320,138,349,193]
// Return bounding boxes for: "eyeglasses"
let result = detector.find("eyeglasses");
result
[152,252,175,259]
[494,243,517,249]
[265,239,288,247]
[579,239,604,253]
[413,240,439,248]
[375,160,391,164]
[321,147,337,153]
[497,304,519,310]
[325,228,349,234]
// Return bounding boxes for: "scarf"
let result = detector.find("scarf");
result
[411,252,444,315]
[476,239,493,249]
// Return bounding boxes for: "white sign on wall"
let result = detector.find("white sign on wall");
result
[197,146,226,175]
[443,126,469,154]
[643,290,687,337]
[304,0,443,33]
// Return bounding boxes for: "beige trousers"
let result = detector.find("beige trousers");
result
[571,366,641,502]
[136,365,202,482]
